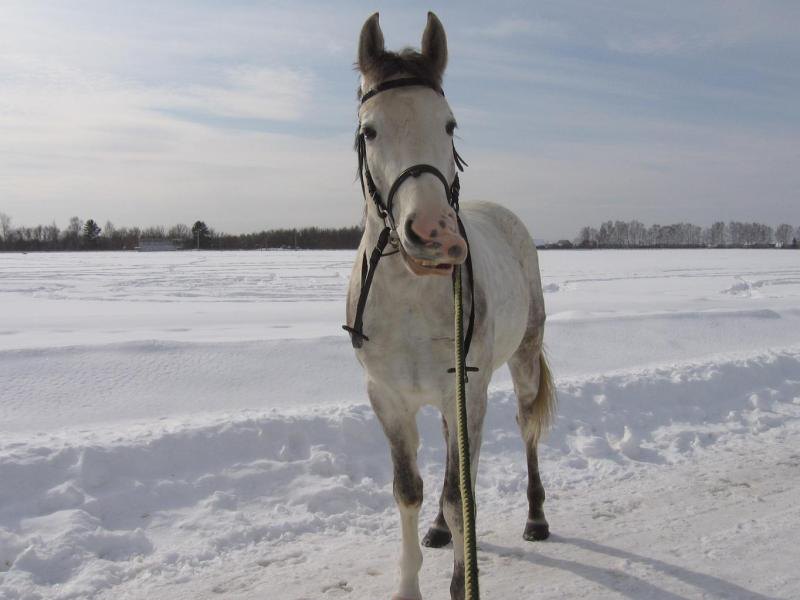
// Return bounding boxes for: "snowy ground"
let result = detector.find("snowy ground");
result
[1,249,799,599]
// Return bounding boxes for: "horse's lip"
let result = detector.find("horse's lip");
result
[399,246,454,276]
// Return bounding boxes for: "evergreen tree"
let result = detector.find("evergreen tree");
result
[191,221,211,249]
[83,219,101,245]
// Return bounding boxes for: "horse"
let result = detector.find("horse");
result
[345,12,556,600]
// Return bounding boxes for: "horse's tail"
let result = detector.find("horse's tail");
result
[530,351,557,444]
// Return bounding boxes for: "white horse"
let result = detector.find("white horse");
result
[345,12,556,600]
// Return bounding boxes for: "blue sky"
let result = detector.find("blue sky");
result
[1,1,798,239]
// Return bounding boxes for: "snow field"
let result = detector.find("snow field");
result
[1,249,800,598]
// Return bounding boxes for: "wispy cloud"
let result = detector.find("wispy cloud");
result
[467,17,566,40]
[604,2,800,57]
[0,43,355,232]
[606,32,708,56]
[162,66,314,121]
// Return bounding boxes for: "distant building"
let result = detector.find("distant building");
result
[136,238,178,251]
[536,239,575,250]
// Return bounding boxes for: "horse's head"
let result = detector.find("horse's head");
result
[356,12,467,277]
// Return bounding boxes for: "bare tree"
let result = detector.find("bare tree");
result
[776,224,794,246]
[141,225,166,239]
[168,223,191,241]
[575,226,597,247]
[709,222,726,247]
[60,216,83,249]
[0,212,11,241]
[43,222,60,244]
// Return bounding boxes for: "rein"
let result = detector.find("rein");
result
[343,77,476,373]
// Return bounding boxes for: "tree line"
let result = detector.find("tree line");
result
[3,212,798,252]
[570,220,800,249]
[0,213,362,251]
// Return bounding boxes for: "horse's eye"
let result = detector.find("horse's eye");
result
[445,121,457,136]
[362,126,377,141]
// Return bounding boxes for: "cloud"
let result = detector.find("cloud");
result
[1,1,799,239]
[161,66,313,121]
[603,2,800,56]
[465,128,800,239]
[0,1,365,232]
[0,50,356,233]
[606,32,703,56]
[466,17,566,40]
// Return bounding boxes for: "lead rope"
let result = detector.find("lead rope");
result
[453,265,480,600]
[344,77,480,597]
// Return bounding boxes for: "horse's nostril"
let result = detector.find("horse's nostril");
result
[448,245,463,258]
[404,219,425,246]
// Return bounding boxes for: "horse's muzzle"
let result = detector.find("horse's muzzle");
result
[400,213,467,276]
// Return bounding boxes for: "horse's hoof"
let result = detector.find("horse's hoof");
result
[523,519,550,541]
[421,526,451,548]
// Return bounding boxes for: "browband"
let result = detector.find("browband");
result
[360,77,443,104]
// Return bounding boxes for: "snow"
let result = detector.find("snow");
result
[1,249,799,599]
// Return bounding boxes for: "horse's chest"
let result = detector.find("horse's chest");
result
[356,301,456,397]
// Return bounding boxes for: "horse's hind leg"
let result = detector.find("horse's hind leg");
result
[422,415,453,549]
[508,329,556,542]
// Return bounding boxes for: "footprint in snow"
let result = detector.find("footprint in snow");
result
[321,580,353,594]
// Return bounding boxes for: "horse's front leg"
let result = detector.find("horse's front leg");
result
[369,383,424,600]
[422,415,453,548]
[441,381,488,600]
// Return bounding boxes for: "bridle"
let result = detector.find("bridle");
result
[354,77,468,231]
[343,77,476,373]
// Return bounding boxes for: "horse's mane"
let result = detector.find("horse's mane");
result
[356,48,442,99]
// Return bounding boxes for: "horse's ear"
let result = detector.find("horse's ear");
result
[358,12,385,75]
[421,12,447,80]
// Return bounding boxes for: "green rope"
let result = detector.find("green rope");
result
[453,265,480,600]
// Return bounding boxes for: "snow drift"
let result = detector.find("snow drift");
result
[1,347,799,598]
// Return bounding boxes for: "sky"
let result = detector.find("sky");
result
[1,1,798,240]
